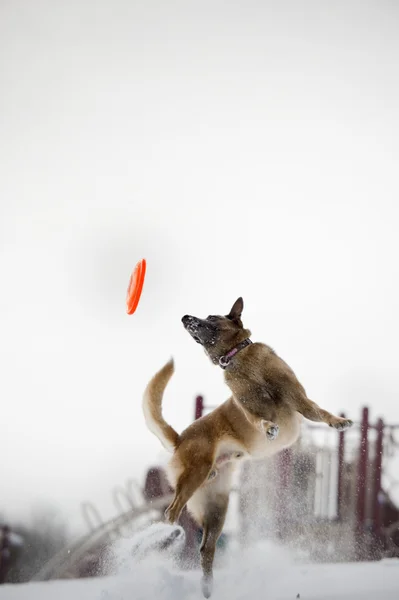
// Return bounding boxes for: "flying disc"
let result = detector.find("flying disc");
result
[126,258,146,315]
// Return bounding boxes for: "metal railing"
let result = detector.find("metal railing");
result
[33,494,172,581]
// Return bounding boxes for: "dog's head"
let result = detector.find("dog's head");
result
[182,297,251,364]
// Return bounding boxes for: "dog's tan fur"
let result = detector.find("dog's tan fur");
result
[142,298,353,597]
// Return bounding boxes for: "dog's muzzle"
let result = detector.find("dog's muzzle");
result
[182,315,195,326]
[182,315,199,331]
[182,315,203,343]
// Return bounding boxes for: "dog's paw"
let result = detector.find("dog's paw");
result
[207,469,217,481]
[329,418,353,431]
[201,575,213,598]
[164,505,179,525]
[164,507,173,524]
[264,422,279,440]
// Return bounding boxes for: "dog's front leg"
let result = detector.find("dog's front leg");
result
[237,403,279,440]
[296,397,353,431]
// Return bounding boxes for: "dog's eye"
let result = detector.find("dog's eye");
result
[207,316,217,322]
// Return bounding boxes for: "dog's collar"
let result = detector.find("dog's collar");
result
[218,338,252,369]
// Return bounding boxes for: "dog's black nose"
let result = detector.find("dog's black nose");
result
[182,315,192,325]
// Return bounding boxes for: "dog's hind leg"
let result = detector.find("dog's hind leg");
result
[165,459,213,525]
[199,493,229,598]
[296,397,353,430]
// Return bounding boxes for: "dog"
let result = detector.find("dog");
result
[143,297,353,597]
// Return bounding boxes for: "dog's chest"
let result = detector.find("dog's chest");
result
[239,385,273,406]
[227,378,277,412]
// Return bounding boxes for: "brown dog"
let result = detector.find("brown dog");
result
[143,298,353,597]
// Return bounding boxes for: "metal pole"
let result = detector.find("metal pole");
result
[195,395,204,420]
[113,486,135,515]
[373,418,384,541]
[356,407,369,556]
[337,412,346,521]
[277,448,293,538]
[324,446,332,518]
[81,502,104,533]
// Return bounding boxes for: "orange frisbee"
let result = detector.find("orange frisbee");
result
[126,258,146,315]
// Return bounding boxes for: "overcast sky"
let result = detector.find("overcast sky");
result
[1,0,399,534]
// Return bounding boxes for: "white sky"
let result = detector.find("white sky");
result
[1,0,399,534]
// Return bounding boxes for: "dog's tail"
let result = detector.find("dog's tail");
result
[142,359,180,453]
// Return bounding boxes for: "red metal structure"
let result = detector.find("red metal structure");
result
[337,412,346,521]
[192,393,399,560]
[33,397,399,582]
[194,396,204,420]
[356,407,369,555]
[0,526,11,584]
[373,418,384,541]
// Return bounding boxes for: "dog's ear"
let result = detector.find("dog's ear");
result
[227,297,244,321]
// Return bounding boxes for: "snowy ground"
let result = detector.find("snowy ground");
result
[1,531,399,600]
[2,559,399,600]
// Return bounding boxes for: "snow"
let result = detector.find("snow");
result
[8,532,24,547]
[1,535,399,600]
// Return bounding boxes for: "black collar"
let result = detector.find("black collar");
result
[218,338,252,369]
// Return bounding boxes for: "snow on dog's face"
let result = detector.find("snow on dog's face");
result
[182,297,251,364]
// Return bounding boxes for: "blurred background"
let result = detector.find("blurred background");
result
[1,0,399,584]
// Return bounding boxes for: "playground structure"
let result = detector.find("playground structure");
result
[239,407,399,561]
[32,398,399,581]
